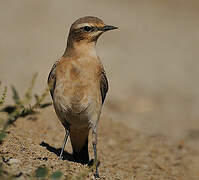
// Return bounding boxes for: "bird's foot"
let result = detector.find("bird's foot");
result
[94,172,100,179]
[88,159,100,179]
[58,155,63,160]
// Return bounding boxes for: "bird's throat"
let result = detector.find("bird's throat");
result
[64,40,97,58]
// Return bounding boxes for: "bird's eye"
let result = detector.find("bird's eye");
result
[83,26,92,32]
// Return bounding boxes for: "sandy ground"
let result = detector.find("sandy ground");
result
[1,0,199,179]
[1,107,199,180]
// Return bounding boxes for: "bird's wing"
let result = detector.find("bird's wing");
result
[100,68,109,104]
[47,60,59,98]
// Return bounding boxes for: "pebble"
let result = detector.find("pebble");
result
[9,158,20,165]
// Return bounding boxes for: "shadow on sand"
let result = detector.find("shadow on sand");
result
[40,141,96,167]
[40,141,74,162]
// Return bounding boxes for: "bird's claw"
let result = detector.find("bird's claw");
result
[94,173,99,179]
[59,156,63,160]
[88,159,100,178]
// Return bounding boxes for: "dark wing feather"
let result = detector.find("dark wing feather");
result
[47,60,59,98]
[100,70,108,104]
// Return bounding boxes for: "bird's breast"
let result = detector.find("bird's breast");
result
[54,57,102,116]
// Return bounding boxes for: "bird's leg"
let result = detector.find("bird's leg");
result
[59,129,69,160]
[92,126,99,178]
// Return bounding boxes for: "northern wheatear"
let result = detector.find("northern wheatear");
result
[48,16,117,178]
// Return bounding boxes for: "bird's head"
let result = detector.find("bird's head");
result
[67,16,118,46]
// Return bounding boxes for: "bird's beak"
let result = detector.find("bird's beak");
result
[101,25,118,32]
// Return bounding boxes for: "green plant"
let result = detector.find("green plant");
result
[0,73,52,144]
[34,165,63,180]
[35,165,48,178]
[50,171,63,179]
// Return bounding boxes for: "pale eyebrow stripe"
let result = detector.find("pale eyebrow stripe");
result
[75,23,91,29]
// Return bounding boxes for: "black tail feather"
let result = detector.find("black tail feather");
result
[73,137,89,164]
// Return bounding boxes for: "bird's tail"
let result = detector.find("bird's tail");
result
[72,137,89,164]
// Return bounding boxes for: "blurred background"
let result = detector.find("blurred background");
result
[1,0,199,142]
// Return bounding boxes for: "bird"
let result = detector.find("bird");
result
[47,16,117,178]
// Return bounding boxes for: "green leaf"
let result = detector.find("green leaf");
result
[34,94,39,102]
[0,118,4,124]
[35,166,48,178]
[0,132,6,142]
[24,73,38,104]
[0,163,3,176]
[32,87,50,109]
[11,85,21,105]
[50,171,63,179]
